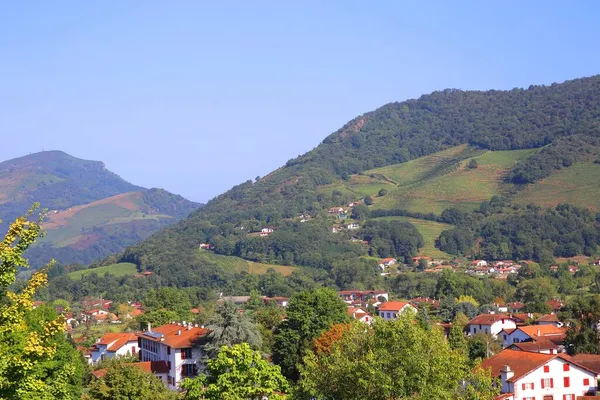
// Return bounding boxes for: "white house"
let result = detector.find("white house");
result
[261,227,274,234]
[90,332,139,365]
[500,325,566,348]
[377,301,417,321]
[480,349,597,400]
[378,258,397,270]
[347,223,359,230]
[338,290,389,307]
[347,307,373,324]
[466,314,516,338]
[138,322,209,390]
[471,259,488,267]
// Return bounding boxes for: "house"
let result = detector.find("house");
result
[377,301,417,321]
[261,227,274,234]
[536,314,563,327]
[378,258,397,270]
[480,349,597,400]
[338,290,389,307]
[348,201,361,207]
[410,297,440,309]
[567,354,600,375]
[508,339,560,354]
[328,207,345,215]
[263,296,289,307]
[92,361,169,383]
[510,313,534,326]
[471,259,488,267]
[331,226,339,233]
[466,314,516,338]
[547,299,565,312]
[347,307,373,324]
[199,243,213,250]
[507,302,525,313]
[90,332,139,365]
[347,223,359,230]
[138,322,210,390]
[568,265,580,274]
[500,325,566,349]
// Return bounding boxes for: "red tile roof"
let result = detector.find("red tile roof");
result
[96,332,138,352]
[378,301,411,312]
[507,302,524,309]
[508,339,559,352]
[537,314,559,323]
[517,325,565,340]
[567,354,600,374]
[139,323,209,349]
[467,314,511,326]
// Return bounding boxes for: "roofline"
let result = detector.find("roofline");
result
[507,354,597,382]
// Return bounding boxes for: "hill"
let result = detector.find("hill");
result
[0,151,200,266]
[107,75,600,287]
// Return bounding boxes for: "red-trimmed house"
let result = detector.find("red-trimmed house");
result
[377,301,417,321]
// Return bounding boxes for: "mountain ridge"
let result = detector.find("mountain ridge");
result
[0,150,200,267]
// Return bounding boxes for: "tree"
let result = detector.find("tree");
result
[363,196,374,206]
[297,318,498,400]
[202,300,262,358]
[562,294,600,355]
[448,315,468,356]
[86,363,177,400]
[378,188,388,197]
[272,288,349,381]
[351,204,370,220]
[181,343,289,400]
[467,159,478,169]
[0,205,83,399]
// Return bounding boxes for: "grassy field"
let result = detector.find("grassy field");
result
[197,250,296,276]
[67,262,138,280]
[371,148,536,214]
[373,216,454,259]
[514,163,600,211]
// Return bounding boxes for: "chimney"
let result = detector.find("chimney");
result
[147,322,152,332]
[177,329,181,336]
[537,328,541,337]
[500,365,513,383]
[187,323,192,331]
[182,321,186,325]
[96,338,101,343]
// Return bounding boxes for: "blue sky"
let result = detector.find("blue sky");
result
[1,1,599,202]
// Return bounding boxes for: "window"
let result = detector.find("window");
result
[564,377,570,388]
[563,363,570,372]
[541,378,551,388]
[522,383,533,390]
[543,365,549,373]
[584,378,590,385]
[503,335,507,340]
[181,348,192,360]
[181,364,196,377]
[564,395,574,400]
[387,312,391,319]
[167,346,171,355]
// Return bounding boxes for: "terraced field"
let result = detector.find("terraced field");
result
[514,163,600,211]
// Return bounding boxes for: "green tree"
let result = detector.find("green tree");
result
[86,363,177,400]
[467,159,478,169]
[378,188,388,197]
[363,196,374,206]
[351,204,370,220]
[0,205,82,400]
[562,294,600,355]
[181,343,289,400]
[272,288,349,381]
[448,315,468,356]
[202,300,262,358]
[297,318,498,400]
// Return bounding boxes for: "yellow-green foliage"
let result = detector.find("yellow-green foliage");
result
[0,204,78,399]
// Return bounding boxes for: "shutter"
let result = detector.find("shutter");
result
[541,379,544,389]
[531,382,534,390]
[550,378,553,388]
[522,383,525,390]
[563,395,566,400]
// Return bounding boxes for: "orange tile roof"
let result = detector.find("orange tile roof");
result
[508,339,559,352]
[378,301,411,312]
[96,332,139,352]
[517,325,565,339]
[139,323,209,349]
[467,314,511,325]
[480,349,596,382]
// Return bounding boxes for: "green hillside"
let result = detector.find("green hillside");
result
[68,262,138,280]
[514,162,600,211]
[114,75,600,289]
[196,250,296,276]
[0,151,201,267]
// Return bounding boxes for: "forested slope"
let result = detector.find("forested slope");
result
[120,75,600,279]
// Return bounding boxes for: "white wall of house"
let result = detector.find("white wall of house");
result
[378,305,417,321]
[90,340,139,365]
[504,358,597,400]
[469,319,516,338]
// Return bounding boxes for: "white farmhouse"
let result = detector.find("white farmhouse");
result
[90,332,139,365]
[466,314,516,338]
